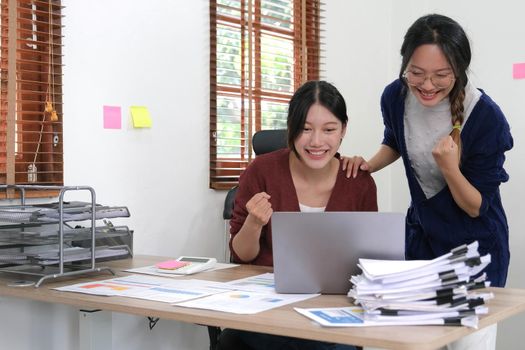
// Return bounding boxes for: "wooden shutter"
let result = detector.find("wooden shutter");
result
[0,0,63,198]
[210,0,322,190]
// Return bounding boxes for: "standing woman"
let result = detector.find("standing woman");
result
[343,14,512,350]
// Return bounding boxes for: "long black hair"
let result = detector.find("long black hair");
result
[287,81,348,156]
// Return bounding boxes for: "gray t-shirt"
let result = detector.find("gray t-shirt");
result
[404,82,481,199]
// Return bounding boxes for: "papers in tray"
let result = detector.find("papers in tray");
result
[36,246,130,265]
[0,246,129,265]
[0,204,130,224]
[345,241,492,329]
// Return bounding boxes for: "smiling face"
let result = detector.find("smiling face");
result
[293,103,346,170]
[405,44,456,107]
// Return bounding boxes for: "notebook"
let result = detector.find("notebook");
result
[271,211,405,294]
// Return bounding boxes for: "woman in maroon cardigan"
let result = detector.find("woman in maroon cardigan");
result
[218,81,377,350]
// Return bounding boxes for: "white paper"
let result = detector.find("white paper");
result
[295,307,479,328]
[358,242,480,281]
[122,279,228,303]
[54,274,229,303]
[222,272,277,293]
[54,274,173,296]
[295,306,367,327]
[125,262,239,278]
[177,289,318,314]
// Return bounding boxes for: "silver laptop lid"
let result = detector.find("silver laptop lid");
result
[271,212,405,294]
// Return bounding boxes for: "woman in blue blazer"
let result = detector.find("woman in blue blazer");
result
[343,14,513,350]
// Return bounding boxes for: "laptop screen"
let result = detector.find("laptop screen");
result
[271,211,405,294]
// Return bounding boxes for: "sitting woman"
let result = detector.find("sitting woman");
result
[217,81,377,350]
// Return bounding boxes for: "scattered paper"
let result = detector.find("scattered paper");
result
[295,307,479,328]
[177,289,318,314]
[54,275,226,303]
[54,272,317,314]
[222,272,277,293]
[295,306,366,327]
[54,274,171,296]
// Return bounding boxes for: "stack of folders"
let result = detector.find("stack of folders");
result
[348,241,493,328]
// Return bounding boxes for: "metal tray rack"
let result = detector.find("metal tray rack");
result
[0,185,132,287]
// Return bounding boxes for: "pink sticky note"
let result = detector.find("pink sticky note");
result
[513,63,525,79]
[103,105,122,129]
[155,260,190,270]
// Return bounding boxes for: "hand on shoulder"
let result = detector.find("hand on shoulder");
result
[340,155,371,178]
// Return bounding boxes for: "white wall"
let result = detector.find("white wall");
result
[1,1,524,349]
[62,0,226,260]
[324,1,396,211]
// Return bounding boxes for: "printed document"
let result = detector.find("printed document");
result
[295,307,479,328]
[177,289,318,314]
[54,275,226,303]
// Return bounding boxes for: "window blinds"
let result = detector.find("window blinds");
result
[210,0,322,189]
[0,0,64,196]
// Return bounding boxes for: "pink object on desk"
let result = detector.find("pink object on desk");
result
[155,260,190,270]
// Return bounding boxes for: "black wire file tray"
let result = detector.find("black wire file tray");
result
[0,185,133,287]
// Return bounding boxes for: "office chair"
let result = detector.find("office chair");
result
[221,129,287,260]
[208,129,287,350]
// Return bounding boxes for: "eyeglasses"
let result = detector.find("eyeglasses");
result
[403,70,456,89]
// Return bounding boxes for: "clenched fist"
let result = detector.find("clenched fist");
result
[246,192,273,226]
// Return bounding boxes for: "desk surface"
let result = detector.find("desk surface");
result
[1,255,525,350]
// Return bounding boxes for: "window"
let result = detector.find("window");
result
[209,0,322,189]
[0,0,63,198]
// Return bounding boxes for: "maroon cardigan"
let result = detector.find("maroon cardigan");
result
[229,148,378,266]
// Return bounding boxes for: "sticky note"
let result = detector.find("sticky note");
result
[513,63,525,79]
[155,260,190,270]
[103,105,122,129]
[130,106,152,128]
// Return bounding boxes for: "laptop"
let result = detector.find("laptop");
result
[271,211,405,294]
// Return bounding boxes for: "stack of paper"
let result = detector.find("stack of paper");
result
[347,241,492,328]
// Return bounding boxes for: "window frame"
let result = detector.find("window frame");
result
[209,0,321,190]
[0,0,64,199]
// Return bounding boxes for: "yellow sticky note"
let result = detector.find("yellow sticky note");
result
[130,106,152,128]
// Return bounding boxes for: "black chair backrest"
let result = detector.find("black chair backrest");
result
[223,129,287,220]
[222,186,239,220]
[252,129,287,155]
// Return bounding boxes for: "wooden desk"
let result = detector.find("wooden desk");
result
[1,255,525,350]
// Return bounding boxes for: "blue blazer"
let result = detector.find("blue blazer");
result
[380,79,513,287]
